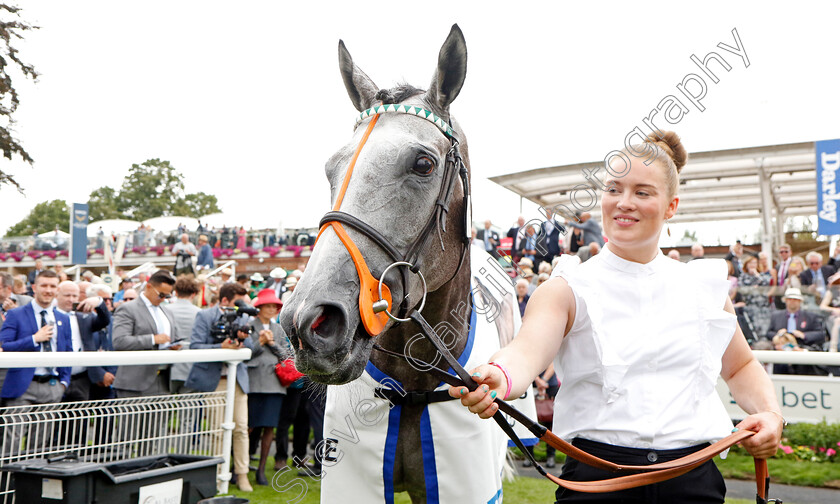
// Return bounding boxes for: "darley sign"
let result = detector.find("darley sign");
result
[817,139,840,235]
[70,203,88,265]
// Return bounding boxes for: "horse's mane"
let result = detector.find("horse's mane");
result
[374,83,424,104]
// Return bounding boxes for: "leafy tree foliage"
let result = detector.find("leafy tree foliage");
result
[87,186,121,222]
[87,158,221,221]
[5,199,68,236]
[0,4,38,192]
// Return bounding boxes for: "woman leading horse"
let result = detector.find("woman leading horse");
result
[451,131,783,503]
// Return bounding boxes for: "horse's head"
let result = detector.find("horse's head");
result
[280,25,469,384]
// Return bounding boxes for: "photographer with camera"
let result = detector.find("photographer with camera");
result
[186,282,255,492]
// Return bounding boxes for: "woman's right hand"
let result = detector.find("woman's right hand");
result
[447,364,507,419]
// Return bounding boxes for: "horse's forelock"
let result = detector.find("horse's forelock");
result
[374,84,424,106]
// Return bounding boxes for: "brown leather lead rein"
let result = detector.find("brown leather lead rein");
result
[372,309,779,501]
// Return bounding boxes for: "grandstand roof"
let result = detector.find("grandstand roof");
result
[489,141,817,225]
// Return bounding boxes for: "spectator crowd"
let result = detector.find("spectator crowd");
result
[0,249,320,493]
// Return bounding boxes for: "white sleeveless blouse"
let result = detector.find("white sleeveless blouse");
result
[550,245,737,450]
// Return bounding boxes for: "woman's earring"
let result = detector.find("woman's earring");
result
[666,220,671,237]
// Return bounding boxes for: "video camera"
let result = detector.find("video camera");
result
[210,299,260,343]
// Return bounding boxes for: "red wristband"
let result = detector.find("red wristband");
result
[488,361,512,400]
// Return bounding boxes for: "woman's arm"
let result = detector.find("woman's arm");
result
[720,296,784,459]
[819,289,835,313]
[448,277,575,418]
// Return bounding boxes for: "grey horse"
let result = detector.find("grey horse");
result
[280,25,526,503]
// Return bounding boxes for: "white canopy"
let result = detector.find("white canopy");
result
[38,230,70,238]
[198,212,282,231]
[142,216,200,233]
[88,219,141,234]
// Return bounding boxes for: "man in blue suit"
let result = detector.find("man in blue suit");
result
[186,282,254,492]
[0,270,72,455]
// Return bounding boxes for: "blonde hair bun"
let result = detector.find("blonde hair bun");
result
[644,131,687,173]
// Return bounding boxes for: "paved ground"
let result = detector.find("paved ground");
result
[514,463,840,504]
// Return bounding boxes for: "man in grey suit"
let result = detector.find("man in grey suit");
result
[111,270,180,456]
[112,270,181,397]
[186,282,254,492]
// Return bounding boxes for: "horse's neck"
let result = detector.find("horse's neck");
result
[370,257,471,391]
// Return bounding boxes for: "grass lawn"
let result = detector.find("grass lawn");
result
[715,451,840,488]
[223,456,767,503]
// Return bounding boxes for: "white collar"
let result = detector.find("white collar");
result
[598,244,665,276]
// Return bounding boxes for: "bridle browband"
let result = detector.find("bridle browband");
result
[317,103,470,335]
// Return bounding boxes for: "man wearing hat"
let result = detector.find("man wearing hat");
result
[765,288,826,346]
[220,268,233,283]
[265,268,287,298]
[281,277,297,304]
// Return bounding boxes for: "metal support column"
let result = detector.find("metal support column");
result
[757,159,775,260]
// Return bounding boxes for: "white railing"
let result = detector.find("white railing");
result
[0,349,251,501]
[752,349,840,365]
[204,260,237,280]
[124,261,160,279]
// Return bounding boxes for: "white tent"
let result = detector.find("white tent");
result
[198,212,283,231]
[88,219,141,234]
[142,216,200,233]
[38,230,70,239]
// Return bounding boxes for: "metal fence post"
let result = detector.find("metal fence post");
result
[217,361,239,494]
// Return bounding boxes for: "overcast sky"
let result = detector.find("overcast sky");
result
[2,1,838,248]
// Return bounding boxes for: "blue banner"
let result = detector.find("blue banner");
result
[817,139,840,236]
[70,203,88,265]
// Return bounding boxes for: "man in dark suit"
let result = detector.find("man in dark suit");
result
[112,270,181,397]
[724,241,745,278]
[26,259,45,296]
[765,288,826,346]
[506,216,526,263]
[773,243,793,309]
[535,210,563,269]
[0,270,72,455]
[53,282,112,402]
[799,251,836,299]
[476,220,500,258]
[53,281,112,448]
[186,282,254,492]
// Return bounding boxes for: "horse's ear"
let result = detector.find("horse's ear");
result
[428,24,467,112]
[339,40,378,112]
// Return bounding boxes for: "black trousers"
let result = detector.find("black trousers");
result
[276,387,309,464]
[555,438,726,504]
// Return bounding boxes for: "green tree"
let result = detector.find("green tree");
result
[87,186,121,222]
[681,229,697,242]
[86,159,222,222]
[0,4,38,192]
[180,192,220,217]
[5,199,68,236]
[117,159,185,221]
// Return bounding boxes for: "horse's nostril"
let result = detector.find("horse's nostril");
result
[311,304,346,338]
[311,314,328,331]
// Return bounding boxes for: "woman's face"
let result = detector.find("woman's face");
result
[259,303,280,318]
[601,156,678,255]
[790,261,803,275]
[745,258,758,274]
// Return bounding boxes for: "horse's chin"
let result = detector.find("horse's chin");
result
[296,323,373,385]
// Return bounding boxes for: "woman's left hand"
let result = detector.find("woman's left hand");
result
[735,411,784,459]
[258,329,274,345]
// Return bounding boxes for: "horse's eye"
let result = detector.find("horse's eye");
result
[413,156,435,176]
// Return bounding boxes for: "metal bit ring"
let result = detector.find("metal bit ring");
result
[375,261,427,322]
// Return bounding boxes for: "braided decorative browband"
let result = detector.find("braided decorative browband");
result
[355,104,455,138]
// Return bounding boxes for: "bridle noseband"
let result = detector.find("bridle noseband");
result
[317,103,470,336]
